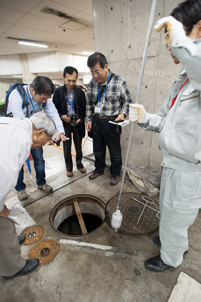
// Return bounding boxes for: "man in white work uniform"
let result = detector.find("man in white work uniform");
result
[129,0,201,272]
[0,112,56,279]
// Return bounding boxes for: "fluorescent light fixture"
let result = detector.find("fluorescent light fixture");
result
[82,51,93,55]
[13,75,22,78]
[18,41,48,48]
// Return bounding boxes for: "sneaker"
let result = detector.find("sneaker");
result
[110,176,120,186]
[37,184,53,193]
[78,167,86,173]
[17,190,28,201]
[66,171,73,177]
[89,171,104,180]
[18,235,26,245]
[3,259,40,280]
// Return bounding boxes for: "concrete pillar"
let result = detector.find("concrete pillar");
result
[92,0,181,181]
[19,54,36,83]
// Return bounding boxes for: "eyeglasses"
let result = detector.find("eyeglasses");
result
[90,69,104,76]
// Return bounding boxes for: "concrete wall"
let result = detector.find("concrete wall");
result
[0,79,18,101]
[92,0,182,176]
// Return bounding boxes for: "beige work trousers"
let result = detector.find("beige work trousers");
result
[0,217,25,277]
[159,167,200,267]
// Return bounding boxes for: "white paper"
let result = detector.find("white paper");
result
[109,120,130,127]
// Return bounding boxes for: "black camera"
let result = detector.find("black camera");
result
[68,113,78,126]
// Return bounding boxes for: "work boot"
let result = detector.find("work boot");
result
[18,235,26,245]
[110,176,120,186]
[37,184,53,193]
[153,236,188,254]
[17,190,28,201]
[145,255,171,272]
[66,171,73,177]
[78,167,86,173]
[153,236,161,246]
[3,259,40,280]
[89,171,104,180]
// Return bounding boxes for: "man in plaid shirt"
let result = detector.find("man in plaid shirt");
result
[86,52,132,185]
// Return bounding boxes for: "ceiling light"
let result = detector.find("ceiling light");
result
[82,51,93,55]
[13,75,22,78]
[18,41,48,48]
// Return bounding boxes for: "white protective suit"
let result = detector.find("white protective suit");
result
[0,117,32,276]
[146,37,201,267]
[0,117,32,211]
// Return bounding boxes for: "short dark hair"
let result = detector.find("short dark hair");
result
[171,0,201,35]
[31,76,54,95]
[87,52,108,69]
[63,66,78,78]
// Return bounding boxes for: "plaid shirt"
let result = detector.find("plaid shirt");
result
[86,72,132,122]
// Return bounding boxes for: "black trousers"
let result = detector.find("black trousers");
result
[92,116,122,177]
[63,124,83,171]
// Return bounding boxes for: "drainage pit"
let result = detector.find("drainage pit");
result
[49,194,105,237]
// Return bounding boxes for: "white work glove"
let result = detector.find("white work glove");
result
[154,16,186,49]
[129,104,150,124]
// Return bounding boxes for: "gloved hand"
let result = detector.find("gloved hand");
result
[154,16,186,49]
[129,104,150,124]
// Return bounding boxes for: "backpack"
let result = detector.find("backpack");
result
[0,82,28,117]
[0,82,46,117]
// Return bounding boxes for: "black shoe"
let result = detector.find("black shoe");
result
[18,235,26,245]
[145,255,171,272]
[3,258,40,280]
[153,236,161,246]
[153,236,188,254]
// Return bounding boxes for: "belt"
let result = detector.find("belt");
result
[161,155,201,171]
[94,114,118,120]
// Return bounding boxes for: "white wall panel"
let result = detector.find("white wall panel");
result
[0,55,22,75]
[27,52,59,73]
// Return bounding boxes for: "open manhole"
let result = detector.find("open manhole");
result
[49,194,106,237]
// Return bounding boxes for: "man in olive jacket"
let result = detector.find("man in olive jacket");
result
[53,66,86,177]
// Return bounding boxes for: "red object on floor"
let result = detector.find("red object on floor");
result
[28,153,33,161]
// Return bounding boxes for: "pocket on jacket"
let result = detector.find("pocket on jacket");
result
[171,170,201,209]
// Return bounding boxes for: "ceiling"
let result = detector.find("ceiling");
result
[0,0,94,57]
[0,0,94,81]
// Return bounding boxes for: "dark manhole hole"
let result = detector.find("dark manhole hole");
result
[49,194,106,237]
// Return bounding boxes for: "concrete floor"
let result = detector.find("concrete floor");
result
[1,137,201,302]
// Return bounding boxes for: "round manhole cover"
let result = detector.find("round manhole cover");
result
[106,192,159,235]
[20,225,44,245]
[29,239,59,265]
[49,194,106,237]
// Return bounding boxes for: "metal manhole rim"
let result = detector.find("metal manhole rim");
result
[49,193,106,238]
